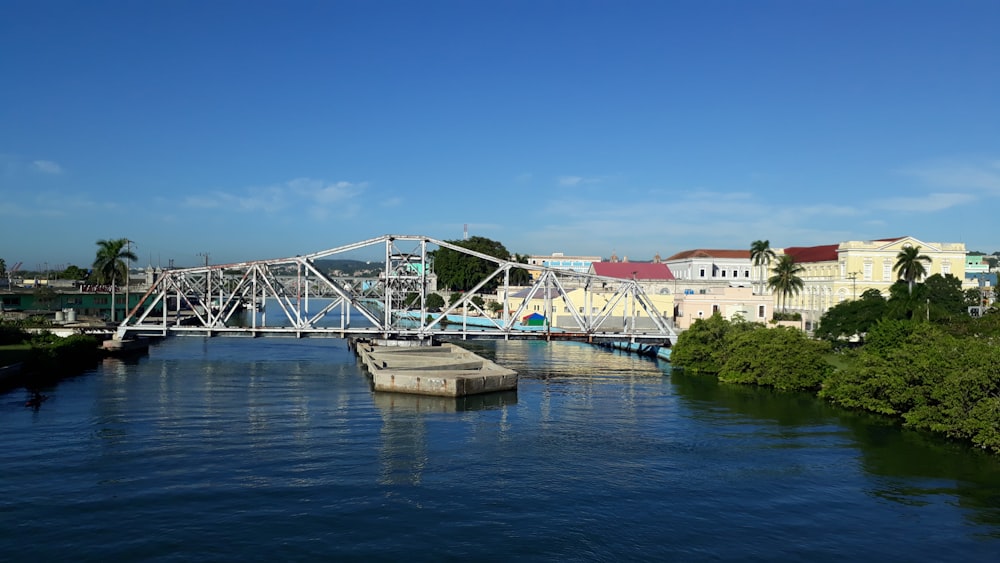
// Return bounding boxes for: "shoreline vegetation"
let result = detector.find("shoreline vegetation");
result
[0,322,104,391]
[670,312,1000,454]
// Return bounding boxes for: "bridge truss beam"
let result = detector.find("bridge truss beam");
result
[117,234,678,344]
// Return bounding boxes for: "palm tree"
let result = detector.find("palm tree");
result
[767,254,805,313]
[93,238,138,323]
[750,240,776,294]
[893,245,931,295]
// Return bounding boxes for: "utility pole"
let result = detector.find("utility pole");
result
[846,271,860,300]
[125,239,136,321]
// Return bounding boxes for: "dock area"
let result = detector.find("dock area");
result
[354,339,517,397]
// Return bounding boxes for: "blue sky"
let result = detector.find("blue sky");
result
[2,0,998,270]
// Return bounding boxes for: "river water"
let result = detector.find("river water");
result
[2,337,999,561]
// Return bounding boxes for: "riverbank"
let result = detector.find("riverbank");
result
[671,315,1000,454]
[0,329,152,392]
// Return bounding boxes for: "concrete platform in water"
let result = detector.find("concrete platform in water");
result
[354,340,517,397]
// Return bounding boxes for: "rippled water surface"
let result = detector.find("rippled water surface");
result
[2,337,1000,561]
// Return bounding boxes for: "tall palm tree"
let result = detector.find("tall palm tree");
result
[93,238,138,323]
[750,240,776,294]
[767,254,805,313]
[893,245,931,295]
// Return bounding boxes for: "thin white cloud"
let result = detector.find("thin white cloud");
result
[32,160,63,174]
[873,192,977,213]
[182,178,367,215]
[558,175,605,187]
[0,192,116,217]
[901,158,1000,193]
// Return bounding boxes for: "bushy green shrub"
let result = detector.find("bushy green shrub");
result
[25,334,102,377]
[0,322,27,345]
[671,314,757,375]
[821,323,1000,453]
[719,326,832,391]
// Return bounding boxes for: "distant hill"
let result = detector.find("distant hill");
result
[313,259,384,276]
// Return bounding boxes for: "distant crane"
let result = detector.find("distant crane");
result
[7,262,22,287]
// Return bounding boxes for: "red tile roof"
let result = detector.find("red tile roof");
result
[782,244,840,263]
[591,262,675,280]
[665,249,751,260]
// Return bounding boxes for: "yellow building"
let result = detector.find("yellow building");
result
[776,236,971,327]
[502,286,674,332]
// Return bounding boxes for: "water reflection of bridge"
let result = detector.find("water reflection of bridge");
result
[118,234,677,344]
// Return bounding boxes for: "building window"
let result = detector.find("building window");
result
[863,261,873,281]
[699,268,705,278]
[883,260,892,281]
[758,305,765,318]
[744,270,750,278]
[721,270,727,278]
[94,297,109,305]
[840,262,846,278]
[712,304,719,314]
[733,270,738,278]
[942,260,950,275]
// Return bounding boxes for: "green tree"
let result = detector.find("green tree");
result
[965,287,985,308]
[488,301,504,316]
[821,322,1000,453]
[60,265,89,280]
[510,253,532,286]
[431,236,515,292]
[403,292,420,308]
[814,288,887,343]
[750,240,776,295]
[92,238,138,322]
[719,326,832,391]
[0,258,6,278]
[425,292,445,310]
[922,274,966,321]
[894,245,931,295]
[767,254,805,313]
[671,313,756,375]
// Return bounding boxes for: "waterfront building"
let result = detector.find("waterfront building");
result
[662,249,754,291]
[673,286,774,330]
[0,288,145,322]
[588,259,676,295]
[966,254,990,276]
[525,252,603,281]
[503,286,675,332]
[776,236,972,328]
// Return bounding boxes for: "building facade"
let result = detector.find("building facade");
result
[778,236,971,328]
[662,249,754,288]
[673,286,773,330]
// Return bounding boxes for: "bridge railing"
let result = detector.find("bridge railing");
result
[117,234,677,344]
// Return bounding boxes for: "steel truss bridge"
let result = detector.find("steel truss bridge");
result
[118,234,677,345]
